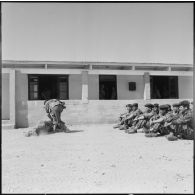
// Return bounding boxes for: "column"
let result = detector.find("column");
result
[81,71,89,103]
[9,69,16,127]
[143,72,151,100]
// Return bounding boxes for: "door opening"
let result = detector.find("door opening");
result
[99,75,117,100]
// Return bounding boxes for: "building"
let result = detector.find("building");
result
[2,60,193,128]
[1,3,193,128]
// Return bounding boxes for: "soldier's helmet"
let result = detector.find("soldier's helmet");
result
[179,100,190,107]
[126,104,132,108]
[153,103,159,108]
[132,103,138,107]
[172,103,180,108]
[159,104,169,110]
[144,103,154,109]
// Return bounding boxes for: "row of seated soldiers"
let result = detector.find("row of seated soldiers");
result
[113,100,194,141]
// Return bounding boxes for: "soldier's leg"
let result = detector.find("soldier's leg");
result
[136,120,147,133]
[181,127,194,140]
[47,113,53,122]
[143,121,150,133]
[145,123,160,137]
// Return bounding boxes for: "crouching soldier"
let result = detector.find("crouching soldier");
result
[44,99,70,132]
[126,103,154,134]
[170,100,194,140]
[145,104,170,137]
[113,104,132,129]
[120,103,142,130]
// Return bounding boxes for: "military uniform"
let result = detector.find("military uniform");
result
[127,103,154,134]
[146,105,170,137]
[44,99,66,131]
[153,103,159,115]
[113,104,132,129]
[121,103,142,130]
[165,103,180,140]
[171,101,193,140]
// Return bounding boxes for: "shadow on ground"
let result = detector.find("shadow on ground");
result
[38,129,85,136]
[66,130,84,133]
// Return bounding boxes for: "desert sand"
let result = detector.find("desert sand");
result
[2,124,193,193]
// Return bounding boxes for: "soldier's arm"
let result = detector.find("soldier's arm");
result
[120,112,127,118]
[172,112,192,125]
[135,112,149,121]
[151,116,165,124]
[124,113,134,120]
[135,115,144,121]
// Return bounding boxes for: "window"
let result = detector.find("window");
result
[99,75,117,100]
[28,75,69,100]
[150,76,178,99]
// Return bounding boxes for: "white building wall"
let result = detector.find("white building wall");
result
[69,74,82,100]
[2,73,10,119]
[178,76,193,99]
[88,74,99,100]
[117,75,144,100]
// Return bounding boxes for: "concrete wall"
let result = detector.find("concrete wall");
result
[26,99,192,127]
[88,74,99,100]
[117,75,144,99]
[2,73,10,119]
[69,74,82,100]
[15,71,29,128]
[178,76,193,99]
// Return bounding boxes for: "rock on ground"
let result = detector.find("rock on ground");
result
[2,124,193,193]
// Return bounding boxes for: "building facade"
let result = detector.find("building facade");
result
[2,60,193,128]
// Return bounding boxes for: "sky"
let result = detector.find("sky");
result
[1,3,193,64]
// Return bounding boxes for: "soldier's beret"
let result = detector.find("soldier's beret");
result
[172,103,180,107]
[132,103,138,107]
[145,103,154,108]
[179,100,190,106]
[153,103,159,107]
[126,104,132,107]
[165,104,171,108]
[159,104,169,110]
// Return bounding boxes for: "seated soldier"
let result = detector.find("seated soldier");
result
[144,107,160,134]
[126,103,154,134]
[165,103,180,141]
[171,100,194,140]
[190,101,193,111]
[120,103,142,130]
[145,104,170,137]
[153,103,159,115]
[165,104,173,114]
[113,104,132,129]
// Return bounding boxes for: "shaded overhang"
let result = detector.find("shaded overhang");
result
[2,60,193,76]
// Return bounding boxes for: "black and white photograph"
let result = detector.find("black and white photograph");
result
[1,1,194,194]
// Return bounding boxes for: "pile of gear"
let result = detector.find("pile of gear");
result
[113,100,194,141]
[25,99,70,137]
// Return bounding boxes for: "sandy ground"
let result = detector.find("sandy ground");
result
[2,124,194,194]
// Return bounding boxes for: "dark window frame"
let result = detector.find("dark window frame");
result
[150,75,178,99]
[28,74,69,100]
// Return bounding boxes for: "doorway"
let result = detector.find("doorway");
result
[99,75,117,100]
